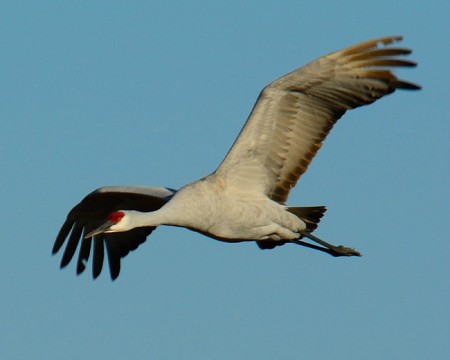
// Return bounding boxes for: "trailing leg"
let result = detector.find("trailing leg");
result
[293,230,362,257]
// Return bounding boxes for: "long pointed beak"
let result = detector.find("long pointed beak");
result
[84,220,115,239]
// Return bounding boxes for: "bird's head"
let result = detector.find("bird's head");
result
[85,211,132,238]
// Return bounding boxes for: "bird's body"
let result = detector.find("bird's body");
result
[52,36,420,279]
[121,175,306,241]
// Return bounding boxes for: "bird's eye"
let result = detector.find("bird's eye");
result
[109,211,125,224]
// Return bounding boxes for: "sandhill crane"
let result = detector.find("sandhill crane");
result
[52,36,420,280]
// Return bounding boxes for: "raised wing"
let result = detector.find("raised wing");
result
[52,186,176,280]
[216,36,420,203]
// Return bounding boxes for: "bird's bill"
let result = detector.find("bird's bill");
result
[84,220,115,238]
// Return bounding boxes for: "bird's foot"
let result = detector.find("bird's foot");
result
[296,230,362,257]
[330,245,362,257]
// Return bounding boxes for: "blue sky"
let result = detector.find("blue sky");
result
[1,1,449,359]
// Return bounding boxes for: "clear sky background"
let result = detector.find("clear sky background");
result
[1,1,449,359]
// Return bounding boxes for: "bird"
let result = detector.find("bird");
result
[52,35,420,280]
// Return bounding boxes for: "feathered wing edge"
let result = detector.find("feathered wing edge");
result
[215,36,420,205]
[52,186,176,280]
[265,36,420,203]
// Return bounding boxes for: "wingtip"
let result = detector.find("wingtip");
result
[339,35,406,57]
[383,35,403,43]
[76,262,87,276]
[374,35,404,46]
[394,80,422,90]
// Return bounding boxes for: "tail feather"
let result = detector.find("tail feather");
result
[256,206,326,250]
[286,206,326,232]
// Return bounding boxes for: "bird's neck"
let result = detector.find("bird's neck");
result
[127,204,186,229]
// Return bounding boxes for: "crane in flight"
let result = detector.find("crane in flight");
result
[52,36,420,280]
